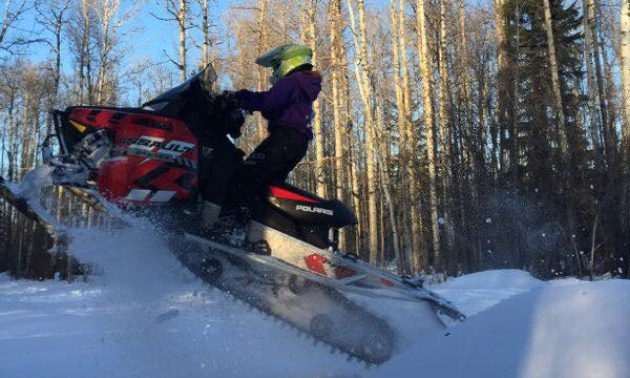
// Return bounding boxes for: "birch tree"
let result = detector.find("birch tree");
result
[35,0,71,133]
[398,0,422,270]
[152,0,193,82]
[542,0,568,155]
[80,0,94,104]
[197,0,215,67]
[253,0,269,143]
[620,0,630,155]
[307,0,327,198]
[329,0,348,248]
[93,0,126,105]
[582,0,603,166]
[0,0,37,54]
[346,0,380,264]
[417,0,440,268]
[494,0,506,174]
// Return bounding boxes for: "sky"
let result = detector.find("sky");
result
[6,0,491,103]
[128,0,391,68]
[15,0,393,69]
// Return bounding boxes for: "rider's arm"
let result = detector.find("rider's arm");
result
[234,77,296,114]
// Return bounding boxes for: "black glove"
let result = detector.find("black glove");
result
[219,90,240,108]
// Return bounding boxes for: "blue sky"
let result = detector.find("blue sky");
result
[18,0,392,69]
[128,0,391,67]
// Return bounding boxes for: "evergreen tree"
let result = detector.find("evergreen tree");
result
[503,0,585,196]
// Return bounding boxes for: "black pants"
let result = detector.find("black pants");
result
[219,127,309,225]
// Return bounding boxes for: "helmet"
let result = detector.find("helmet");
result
[255,44,313,84]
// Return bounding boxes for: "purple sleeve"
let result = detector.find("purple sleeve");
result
[234,78,296,113]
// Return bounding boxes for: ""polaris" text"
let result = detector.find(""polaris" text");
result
[296,205,334,216]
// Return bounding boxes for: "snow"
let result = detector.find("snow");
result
[1,227,629,378]
[0,228,362,378]
[434,269,543,316]
[370,278,630,378]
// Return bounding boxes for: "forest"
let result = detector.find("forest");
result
[0,0,629,280]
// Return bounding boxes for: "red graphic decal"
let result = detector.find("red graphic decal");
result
[305,254,328,276]
[334,266,356,279]
[270,186,318,204]
[305,254,357,279]
[68,107,199,203]
[380,278,394,287]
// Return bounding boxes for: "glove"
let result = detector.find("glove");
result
[220,90,241,107]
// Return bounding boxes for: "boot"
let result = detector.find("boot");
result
[207,207,250,248]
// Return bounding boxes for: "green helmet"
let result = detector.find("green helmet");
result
[256,43,313,84]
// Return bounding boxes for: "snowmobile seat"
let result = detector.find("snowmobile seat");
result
[266,183,358,228]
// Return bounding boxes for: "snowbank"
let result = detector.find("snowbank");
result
[437,269,543,290]
[434,269,543,316]
[370,277,630,378]
[0,228,362,378]
[2,230,628,378]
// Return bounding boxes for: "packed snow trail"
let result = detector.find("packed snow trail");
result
[1,227,628,378]
[370,274,630,378]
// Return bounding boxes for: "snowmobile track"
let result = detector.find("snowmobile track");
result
[168,233,397,365]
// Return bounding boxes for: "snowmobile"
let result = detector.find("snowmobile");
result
[0,64,464,364]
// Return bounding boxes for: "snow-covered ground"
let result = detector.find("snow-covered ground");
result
[1,228,628,378]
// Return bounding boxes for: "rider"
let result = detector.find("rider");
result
[212,43,322,247]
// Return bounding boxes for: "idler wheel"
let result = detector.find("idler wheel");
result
[200,257,223,283]
[361,329,394,363]
[288,274,313,295]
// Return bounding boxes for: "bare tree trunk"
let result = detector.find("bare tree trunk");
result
[37,0,70,134]
[391,0,404,155]
[583,0,603,166]
[622,0,630,156]
[256,0,269,143]
[374,95,404,273]
[347,0,380,264]
[20,91,30,178]
[329,0,347,249]
[95,0,123,105]
[437,0,454,255]
[596,2,619,151]
[399,0,422,271]
[587,0,612,162]
[459,0,474,134]
[417,0,440,268]
[390,0,407,263]
[178,0,188,82]
[308,0,327,198]
[494,0,506,174]
[542,0,568,154]
[200,0,212,66]
[81,0,93,104]
[337,24,362,253]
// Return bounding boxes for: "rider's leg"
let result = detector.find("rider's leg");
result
[215,127,308,245]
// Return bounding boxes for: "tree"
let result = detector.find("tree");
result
[35,0,71,133]
[620,0,630,157]
[0,0,41,55]
[346,0,381,264]
[307,0,326,198]
[417,0,440,269]
[152,0,193,82]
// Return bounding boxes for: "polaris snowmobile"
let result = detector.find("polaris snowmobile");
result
[0,64,464,364]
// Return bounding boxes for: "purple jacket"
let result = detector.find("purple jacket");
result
[234,71,322,139]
